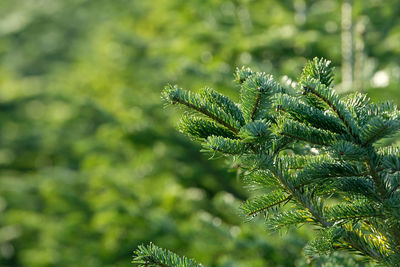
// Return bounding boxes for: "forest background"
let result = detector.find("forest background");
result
[0,0,399,266]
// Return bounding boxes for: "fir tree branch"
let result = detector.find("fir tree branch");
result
[326,202,384,223]
[179,115,237,140]
[163,85,240,134]
[202,136,249,155]
[250,93,261,121]
[132,243,203,267]
[268,166,332,228]
[302,79,360,143]
[365,147,400,253]
[365,149,387,200]
[278,118,339,146]
[160,58,400,265]
[299,57,335,87]
[339,224,390,262]
[200,88,245,126]
[360,118,400,146]
[294,162,368,189]
[266,209,313,230]
[234,66,254,84]
[176,96,239,134]
[274,93,347,135]
[239,72,280,122]
[241,193,292,217]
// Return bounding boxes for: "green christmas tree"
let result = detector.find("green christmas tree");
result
[134,58,400,266]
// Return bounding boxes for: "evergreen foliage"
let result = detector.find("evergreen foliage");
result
[133,243,203,267]
[2,1,400,266]
[137,58,400,266]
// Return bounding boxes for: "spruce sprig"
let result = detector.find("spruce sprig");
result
[134,57,400,266]
[133,243,202,267]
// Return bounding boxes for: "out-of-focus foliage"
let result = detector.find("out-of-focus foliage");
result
[0,0,398,266]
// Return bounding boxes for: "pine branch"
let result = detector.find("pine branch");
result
[242,169,283,191]
[202,136,249,155]
[266,209,313,231]
[339,224,391,263]
[328,140,367,161]
[132,243,203,267]
[238,120,272,143]
[294,162,367,189]
[278,118,340,146]
[163,85,241,134]
[365,148,400,255]
[343,92,371,109]
[274,93,347,135]
[239,72,281,122]
[360,117,400,146]
[333,177,379,200]
[241,191,291,217]
[388,173,400,195]
[234,66,254,84]
[304,229,338,258]
[279,154,334,170]
[299,57,335,87]
[326,202,384,223]
[179,115,237,140]
[268,165,332,228]
[301,79,360,142]
[200,88,245,126]
[158,57,400,266]
[292,190,332,228]
[379,146,400,173]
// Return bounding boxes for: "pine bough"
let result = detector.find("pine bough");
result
[133,58,400,266]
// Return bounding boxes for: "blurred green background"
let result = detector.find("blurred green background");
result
[0,0,399,266]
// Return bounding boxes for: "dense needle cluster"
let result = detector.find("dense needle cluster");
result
[133,58,400,266]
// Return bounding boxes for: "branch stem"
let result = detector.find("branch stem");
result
[175,98,239,134]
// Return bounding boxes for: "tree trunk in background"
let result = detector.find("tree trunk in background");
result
[354,17,367,92]
[341,0,353,91]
